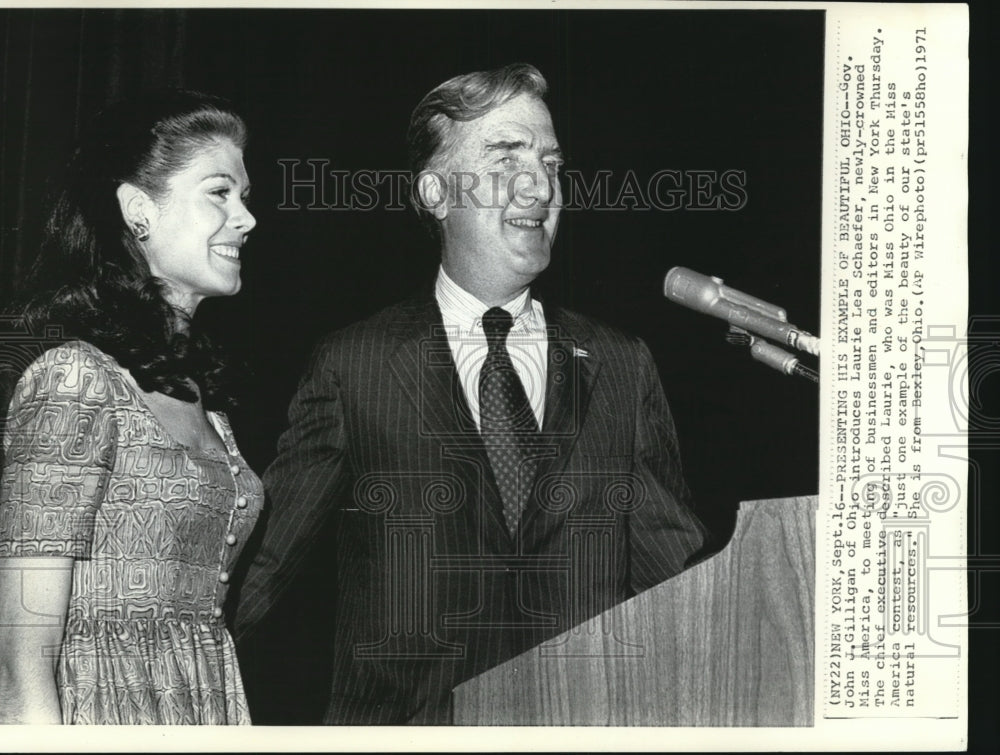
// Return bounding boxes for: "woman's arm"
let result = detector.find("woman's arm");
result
[0,557,72,724]
[0,344,118,723]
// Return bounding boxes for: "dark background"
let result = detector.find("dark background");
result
[967,2,998,753]
[0,6,862,728]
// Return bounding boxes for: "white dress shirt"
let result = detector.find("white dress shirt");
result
[434,266,548,431]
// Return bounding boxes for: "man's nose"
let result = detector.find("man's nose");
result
[511,163,556,207]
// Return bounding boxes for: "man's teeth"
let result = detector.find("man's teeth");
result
[212,245,241,259]
[506,218,543,228]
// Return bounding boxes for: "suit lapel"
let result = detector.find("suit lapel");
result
[386,295,513,550]
[519,306,601,538]
[383,296,603,550]
[541,306,600,441]
[386,296,475,439]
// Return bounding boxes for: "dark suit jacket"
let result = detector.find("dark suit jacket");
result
[234,294,706,724]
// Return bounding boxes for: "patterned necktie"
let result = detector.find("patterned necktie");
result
[479,307,540,535]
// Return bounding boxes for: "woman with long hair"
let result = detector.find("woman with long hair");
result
[0,90,262,724]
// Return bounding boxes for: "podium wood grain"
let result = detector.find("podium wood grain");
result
[452,496,816,726]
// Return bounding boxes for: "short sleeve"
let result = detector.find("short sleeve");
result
[0,343,119,558]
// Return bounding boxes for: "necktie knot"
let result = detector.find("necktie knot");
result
[482,307,514,346]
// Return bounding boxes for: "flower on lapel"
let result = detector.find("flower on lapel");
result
[572,347,589,359]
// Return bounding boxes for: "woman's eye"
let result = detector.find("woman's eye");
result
[211,187,231,199]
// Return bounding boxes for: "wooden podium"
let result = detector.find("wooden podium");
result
[451,496,816,726]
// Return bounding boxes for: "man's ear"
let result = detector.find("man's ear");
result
[416,171,449,221]
[115,182,154,229]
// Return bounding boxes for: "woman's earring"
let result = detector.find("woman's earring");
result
[132,219,150,242]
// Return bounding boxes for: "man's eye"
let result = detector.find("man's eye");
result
[544,161,563,174]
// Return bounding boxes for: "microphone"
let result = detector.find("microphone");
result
[749,338,819,383]
[663,267,820,356]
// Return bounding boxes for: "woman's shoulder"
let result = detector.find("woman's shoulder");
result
[21,339,118,376]
[2,340,125,459]
[11,340,123,405]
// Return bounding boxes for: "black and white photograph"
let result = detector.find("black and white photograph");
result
[0,2,974,751]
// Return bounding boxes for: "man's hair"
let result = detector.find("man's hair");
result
[406,63,548,234]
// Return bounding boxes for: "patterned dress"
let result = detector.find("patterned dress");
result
[0,341,263,724]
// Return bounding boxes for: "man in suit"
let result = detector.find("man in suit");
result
[234,62,706,724]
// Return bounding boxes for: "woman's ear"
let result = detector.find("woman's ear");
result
[115,183,153,240]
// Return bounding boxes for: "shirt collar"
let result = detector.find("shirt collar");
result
[435,266,534,332]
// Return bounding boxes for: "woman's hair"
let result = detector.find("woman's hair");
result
[19,89,249,410]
